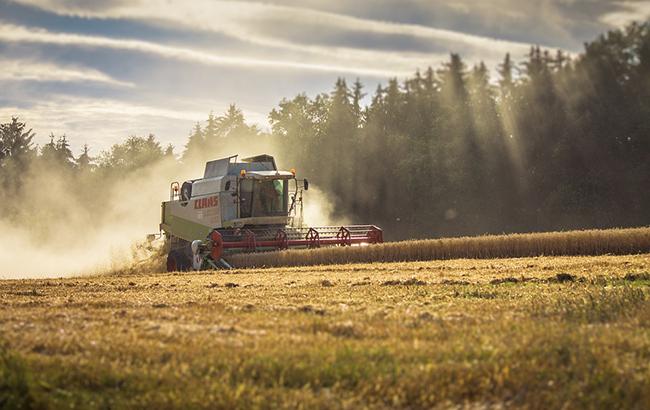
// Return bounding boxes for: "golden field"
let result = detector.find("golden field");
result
[1,253,650,409]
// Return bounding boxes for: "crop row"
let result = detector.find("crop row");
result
[228,227,650,268]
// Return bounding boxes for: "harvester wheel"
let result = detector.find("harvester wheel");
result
[166,249,191,272]
[209,230,224,261]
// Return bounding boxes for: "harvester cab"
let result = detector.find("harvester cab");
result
[160,154,383,271]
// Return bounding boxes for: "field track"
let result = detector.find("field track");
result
[229,227,650,268]
[1,254,649,409]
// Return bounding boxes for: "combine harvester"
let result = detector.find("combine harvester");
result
[160,155,383,270]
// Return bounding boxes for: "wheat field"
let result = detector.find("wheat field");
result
[228,227,650,268]
[2,253,650,409]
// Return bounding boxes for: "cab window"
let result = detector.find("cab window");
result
[240,179,287,218]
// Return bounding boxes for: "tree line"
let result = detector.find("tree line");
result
[1,21,648,239]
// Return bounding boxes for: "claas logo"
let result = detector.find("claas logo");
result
[194,196,219,209]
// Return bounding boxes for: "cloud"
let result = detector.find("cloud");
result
[600,1,650,27]
[0,57,133,86]
[7,0,539,66]
[9,0,516,47]
[0,22,428,78]
[0,95,205,152]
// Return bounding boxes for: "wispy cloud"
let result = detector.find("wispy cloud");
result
[8,0,538,65]
[9,0,530,47]
[600,1,650,27]
[0,94,267,152]
[0,57,133,87]
[0,23,427,77]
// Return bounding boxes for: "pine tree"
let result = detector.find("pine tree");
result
[438,53,468,103]
[0,116,36,168]
[498,53,514,91]
[40,134,74,167]
[183,122,204,161]
[352,78,365,128]
[40,134,58,162]
[218,104,247,138]
[554,50,568,72]
[523,46,545,81]
[204,112,219,142]
[470,62,490,92]
[76,144,93,171]
[56,135,75,167]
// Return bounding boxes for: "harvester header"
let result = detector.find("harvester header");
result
[160,154,383,270]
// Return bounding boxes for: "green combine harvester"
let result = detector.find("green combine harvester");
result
[160,154,383,270]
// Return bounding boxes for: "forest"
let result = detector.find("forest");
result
[1,22,648,240]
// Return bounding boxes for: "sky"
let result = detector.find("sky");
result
[1,0,649,155]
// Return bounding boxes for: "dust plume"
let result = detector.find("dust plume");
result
[0,158,178,279]
[0,127,346,279]
[300,186,350,228]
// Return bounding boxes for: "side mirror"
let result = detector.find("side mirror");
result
[303,179,309,191]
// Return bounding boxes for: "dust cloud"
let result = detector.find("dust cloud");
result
[300,186,350,228]
[0,145,342,279]
[0,160,177,279]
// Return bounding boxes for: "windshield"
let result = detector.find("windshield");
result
[239,179,288,218]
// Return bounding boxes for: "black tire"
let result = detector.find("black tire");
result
[166,250,179,272]
[177,249,192,271]
[166,249,192,272]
